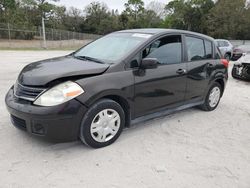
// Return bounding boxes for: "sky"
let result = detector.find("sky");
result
[55,0,170,12]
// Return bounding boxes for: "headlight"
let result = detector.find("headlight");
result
[34,81,84,106]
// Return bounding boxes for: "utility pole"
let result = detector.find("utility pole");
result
[42,16,47,49]
[7,23,11,47]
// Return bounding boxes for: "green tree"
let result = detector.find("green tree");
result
[138,9,162,28]
[0,0,17,23]
[119,12,129,29]
[163,0,214,33]
[82,2,120,34]
[147,1,166,18]
[206,0,250,39]
[124,0,144,21]
[63,7,83,32]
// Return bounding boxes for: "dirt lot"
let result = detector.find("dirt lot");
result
[0,51,250,188]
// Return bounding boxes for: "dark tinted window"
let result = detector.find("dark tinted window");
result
[186,36,205,61]
[204,40,213,59]
[143,35,182,65]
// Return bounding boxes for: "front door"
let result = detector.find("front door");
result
[133,35,187,117]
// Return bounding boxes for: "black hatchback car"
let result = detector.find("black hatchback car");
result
[5,29,228,148]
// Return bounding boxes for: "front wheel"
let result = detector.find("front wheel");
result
[80,99,125,148]
[200,83,222,111]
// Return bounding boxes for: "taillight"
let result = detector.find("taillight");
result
[221,59,229,68]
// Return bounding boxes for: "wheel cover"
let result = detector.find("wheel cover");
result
[208,87,221,108]
[90,109,121,143]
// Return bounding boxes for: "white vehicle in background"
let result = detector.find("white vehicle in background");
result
[232,53,250,80]
[215,39,234,61]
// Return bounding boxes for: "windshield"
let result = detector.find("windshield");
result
[74,32,152,63]
[216,40,229,47]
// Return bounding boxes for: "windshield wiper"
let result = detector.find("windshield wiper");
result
[74,55,105,64]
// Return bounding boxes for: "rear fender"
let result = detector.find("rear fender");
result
[204,72,227,98]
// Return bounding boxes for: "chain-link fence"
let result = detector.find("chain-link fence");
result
[0,23,101,49]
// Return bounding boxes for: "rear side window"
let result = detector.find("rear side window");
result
[143,35,182,65]
[186,36,205,61]
[186,37,213,61]
[204,40,213,59]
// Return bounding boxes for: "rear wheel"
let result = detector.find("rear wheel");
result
[200,83,222,111]
[80,99,125,148]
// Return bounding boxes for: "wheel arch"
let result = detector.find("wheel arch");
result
[214,78,225,97]
[100,95,131,128]
[82,92,132,128]
[207,72,227,98]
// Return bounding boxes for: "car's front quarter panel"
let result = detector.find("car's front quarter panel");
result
[75,70,135,117]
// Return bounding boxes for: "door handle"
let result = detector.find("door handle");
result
[176,69,187,75]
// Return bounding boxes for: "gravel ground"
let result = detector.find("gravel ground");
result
[0,51,250,188]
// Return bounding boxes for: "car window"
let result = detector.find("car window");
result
[216,40,230,47]
[186,36,205,61]
[223,41,229,47]
[204,40,213,59]
[142,35,182,65]
[216,41,223,47]
[74,32,152,63]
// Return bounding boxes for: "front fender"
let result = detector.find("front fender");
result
[75,70,135,112]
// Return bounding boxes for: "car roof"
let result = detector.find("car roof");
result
[117,28,214,41]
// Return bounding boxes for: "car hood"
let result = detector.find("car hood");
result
[18,56,110,86]
[236,53,250,64]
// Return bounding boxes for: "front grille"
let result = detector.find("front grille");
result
[14,83,46,101]
[11,115,27,130]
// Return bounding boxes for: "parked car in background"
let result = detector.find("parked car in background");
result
[5,29,229,148]
[215,39,234,61]
[232,45,250,61]
[232,53,250,80]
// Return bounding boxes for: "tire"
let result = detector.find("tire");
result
[232,65,238,79]
[80,99,125,148]
[200,82,222,111]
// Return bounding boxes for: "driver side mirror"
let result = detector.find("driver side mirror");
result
[140,58,158,69]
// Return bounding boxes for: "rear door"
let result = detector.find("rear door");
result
[184,35,215,101]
